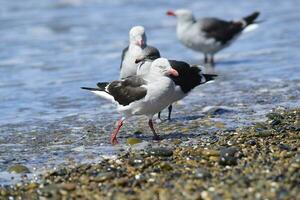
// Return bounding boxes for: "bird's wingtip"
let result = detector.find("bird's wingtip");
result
[81,87,98,91]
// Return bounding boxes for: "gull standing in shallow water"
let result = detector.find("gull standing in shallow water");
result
[135,54,217,120]
[120,26,161,79]
[82,58,180,145]
[167,9,260,65]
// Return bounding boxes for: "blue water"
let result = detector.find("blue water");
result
[0,0,299,185]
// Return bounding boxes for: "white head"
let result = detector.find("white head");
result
[129,26,147,47]
[167,9,195,22]
[150,58,179,77]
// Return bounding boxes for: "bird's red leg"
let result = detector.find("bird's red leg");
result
[148,119,160,140]
[110,119,124,145]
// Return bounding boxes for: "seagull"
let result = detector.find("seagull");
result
[135,54,217,120]
[167,9,260,64]
[81,58,180,145]
[120,26,160,79]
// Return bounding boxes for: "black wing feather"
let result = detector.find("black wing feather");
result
[169,60,217,93]
[200,18,243,44]
[120,46,129,69]
[98,76,147,106]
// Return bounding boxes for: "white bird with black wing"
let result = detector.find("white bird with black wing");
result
[135,55,217,120]
[167,9,260,64]
[82,58,179,145]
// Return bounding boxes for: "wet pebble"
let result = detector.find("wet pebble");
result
[278,143,291,151]
[61,183,76,191]
[194,168,212,179]
[146,147,173,157]
[201,149,220,157]
[26,183,39,190]
[94,172,114,182]
[246,139,256,146]
[50,168,68,176]
[127,137,142,145]
[200,135,219,143]
[8,164,30,174]
[37,185,59,198]
[158,162,173,171]
[205,107,232,116]
[219,147,240,166]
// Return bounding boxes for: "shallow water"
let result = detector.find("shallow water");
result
[0,0,299,185]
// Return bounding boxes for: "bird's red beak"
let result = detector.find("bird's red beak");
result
[167,10,176,16]
[168,68,179,76]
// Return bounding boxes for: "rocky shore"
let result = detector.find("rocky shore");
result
[1,108,299,200]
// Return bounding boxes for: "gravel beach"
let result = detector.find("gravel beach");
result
[1,108,299,200]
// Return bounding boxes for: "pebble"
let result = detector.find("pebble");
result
[127,137,142,145]
[61,183,76,191]
[8,164,30,174]
[246,139,256,146]
[202,149,220,157]
[146,147,173,157]
[219,147,240,166]
[204,107,232,116]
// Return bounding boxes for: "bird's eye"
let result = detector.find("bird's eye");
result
[158,65,165,69]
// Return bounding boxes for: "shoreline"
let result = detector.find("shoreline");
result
[1,108,299,199]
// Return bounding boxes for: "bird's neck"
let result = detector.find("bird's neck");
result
[128,44,143,56]
[129,42,146,50]
[177,19,194,34]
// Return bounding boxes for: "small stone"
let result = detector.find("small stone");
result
[127,137,142,145]
[159,162,173,171]
[133,130,143,135]
[26,183,38,190]
[8,165,30,174]
[0,189,8,196]
[209,156,219,162]
[79,175,90,185]
[201,191,212,200]
[61,183,76,191]
[202,149,220,157]
[255,130,273,137]
[205,107,232,116]
[246,139,256,146]
[219,147,240,166]
[37,185,58,197]
[278,143,291,151]
[194,168,212,179]
[94,172,114,182]
[146,147,173,157]
[50,168,68,176]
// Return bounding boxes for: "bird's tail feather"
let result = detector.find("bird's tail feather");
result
[81,84,115,102]
[80,82,109,92]
[243,11,260,26]
[202,74,218,83]
[81,87,101,91]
